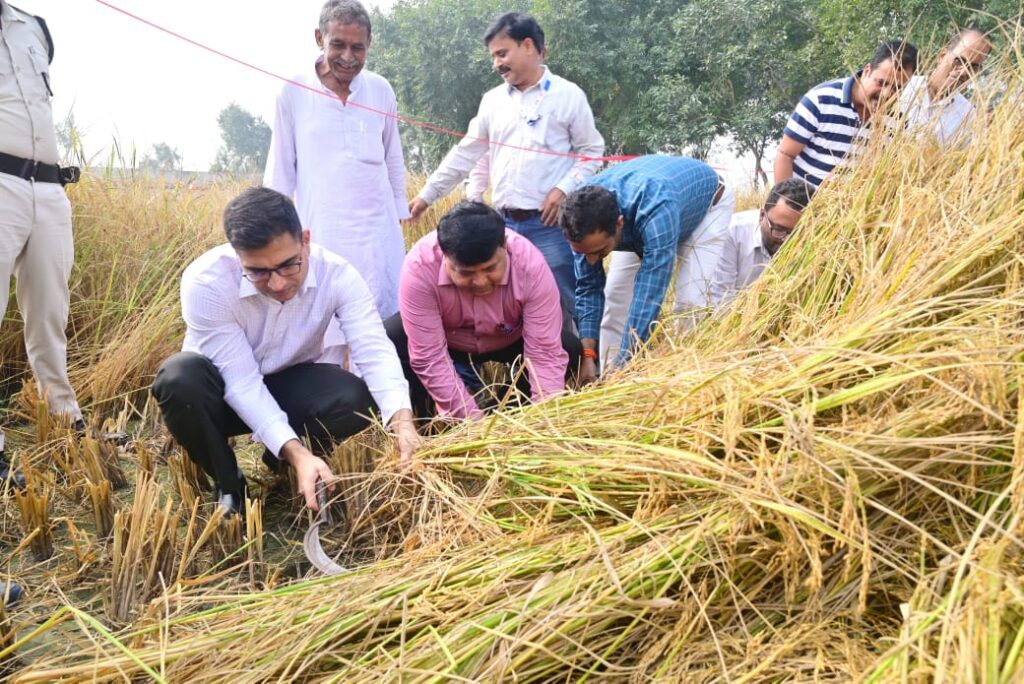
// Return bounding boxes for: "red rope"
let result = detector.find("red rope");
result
[93,0,640,164]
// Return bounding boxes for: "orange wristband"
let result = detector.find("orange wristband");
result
[582,348,598,361]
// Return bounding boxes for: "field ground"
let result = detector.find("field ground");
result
[1,50,1024,682]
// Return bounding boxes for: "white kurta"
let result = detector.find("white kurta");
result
[264,64,410,317]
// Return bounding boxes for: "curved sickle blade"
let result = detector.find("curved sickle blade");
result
[302,481,350,576]
[303,519,349,575]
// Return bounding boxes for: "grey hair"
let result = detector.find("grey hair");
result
[319,0,372,37]
[947,26,988,51]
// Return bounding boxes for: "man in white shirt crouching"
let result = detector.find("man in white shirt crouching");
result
[152,187,419,518]
[709,178,815,311]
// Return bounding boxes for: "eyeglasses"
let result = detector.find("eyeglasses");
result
[762,215,793,239]
[242,258,303,283]
[952,55,985,75]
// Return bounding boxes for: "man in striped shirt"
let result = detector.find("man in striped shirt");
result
[775,40,918,188]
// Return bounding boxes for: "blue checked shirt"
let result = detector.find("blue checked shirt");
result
[574,156,719,366]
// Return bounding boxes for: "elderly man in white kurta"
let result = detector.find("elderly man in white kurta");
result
[264,0,409,318]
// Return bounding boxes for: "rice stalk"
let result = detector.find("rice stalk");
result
[245,497,264,586]
[107,474,180,624]
[8,43,1024,682]
[87,479,115,540]
[14,468,53,562]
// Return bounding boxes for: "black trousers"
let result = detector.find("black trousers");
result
[384,313,582,419]
[151,352,377,494]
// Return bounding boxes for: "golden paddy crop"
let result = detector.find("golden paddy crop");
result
[2,33,1024,683]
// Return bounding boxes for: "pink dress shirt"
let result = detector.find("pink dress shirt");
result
[399,230,569,419]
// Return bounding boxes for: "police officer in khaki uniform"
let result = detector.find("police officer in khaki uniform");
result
[0,1,81,606]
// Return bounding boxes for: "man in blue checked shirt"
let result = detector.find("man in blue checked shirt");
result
[560,156,734,381]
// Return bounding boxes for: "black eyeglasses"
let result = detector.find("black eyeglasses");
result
[952,56,985,75]
[242,258,303,283]
[761,215,793,239]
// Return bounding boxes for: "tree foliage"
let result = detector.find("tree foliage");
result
[210,103,272,176]
[139,142,182,174]
[369,0,1019,179]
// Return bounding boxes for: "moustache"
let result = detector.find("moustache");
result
[332,60,361,69]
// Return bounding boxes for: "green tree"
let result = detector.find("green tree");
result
[371,0,512,172]
[812,0,1021,68]
[368,0,1020,176]
[210,103,272,176]
[668,0,826,180]
[139,142,182,174]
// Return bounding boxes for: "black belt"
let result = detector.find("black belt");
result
[502,207,542,222]
[0,151,79,184]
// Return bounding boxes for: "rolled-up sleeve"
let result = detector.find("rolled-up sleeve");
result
[417,112,490,206]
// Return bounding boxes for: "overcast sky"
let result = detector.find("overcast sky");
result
[40,0,395,170]
[33,0,757,183]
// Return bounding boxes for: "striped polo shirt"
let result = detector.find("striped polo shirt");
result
[783,75,865,188]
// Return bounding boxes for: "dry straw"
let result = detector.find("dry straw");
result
[6,28,1024,684]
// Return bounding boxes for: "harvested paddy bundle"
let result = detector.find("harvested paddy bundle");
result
[8,41,1024,684]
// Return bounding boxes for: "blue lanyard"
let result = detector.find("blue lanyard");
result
[523,78,551,127]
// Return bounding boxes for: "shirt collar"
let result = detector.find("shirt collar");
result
[841,72,859,106]
[741,214,771,257]
[313,56,365,94]
[0,1,25,23]
[506,65,552,96]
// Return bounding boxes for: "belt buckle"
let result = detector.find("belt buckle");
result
[20,159,39,181]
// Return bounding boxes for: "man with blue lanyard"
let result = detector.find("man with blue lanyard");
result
[409,11,605,327]
[560,156,734,382]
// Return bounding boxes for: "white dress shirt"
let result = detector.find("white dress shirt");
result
[180,243,411,457]
[264,66,410,317]
[709,210,772,310]
[417,67,605,211]
[899,75,975,146]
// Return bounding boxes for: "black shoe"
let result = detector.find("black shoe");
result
[73,419,130,446]
[1,581,24,606]
[214,490,245,520]
[214,468,247,520]
[0,451,26,491]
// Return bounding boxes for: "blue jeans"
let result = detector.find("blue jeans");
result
[504,213,577,323]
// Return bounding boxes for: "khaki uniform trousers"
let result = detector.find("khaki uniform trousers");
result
[0,173,81,450]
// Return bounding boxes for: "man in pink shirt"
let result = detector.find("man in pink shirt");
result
[386,202,581,420]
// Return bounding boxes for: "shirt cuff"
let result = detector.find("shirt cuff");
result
[555,177,579,197]
[395,200,412,220]
[417,187,439,206]
[259,420,300,459]
[578,319,600,341]
[376,388,413,427]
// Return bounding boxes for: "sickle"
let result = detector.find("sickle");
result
[302,481,350,576]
